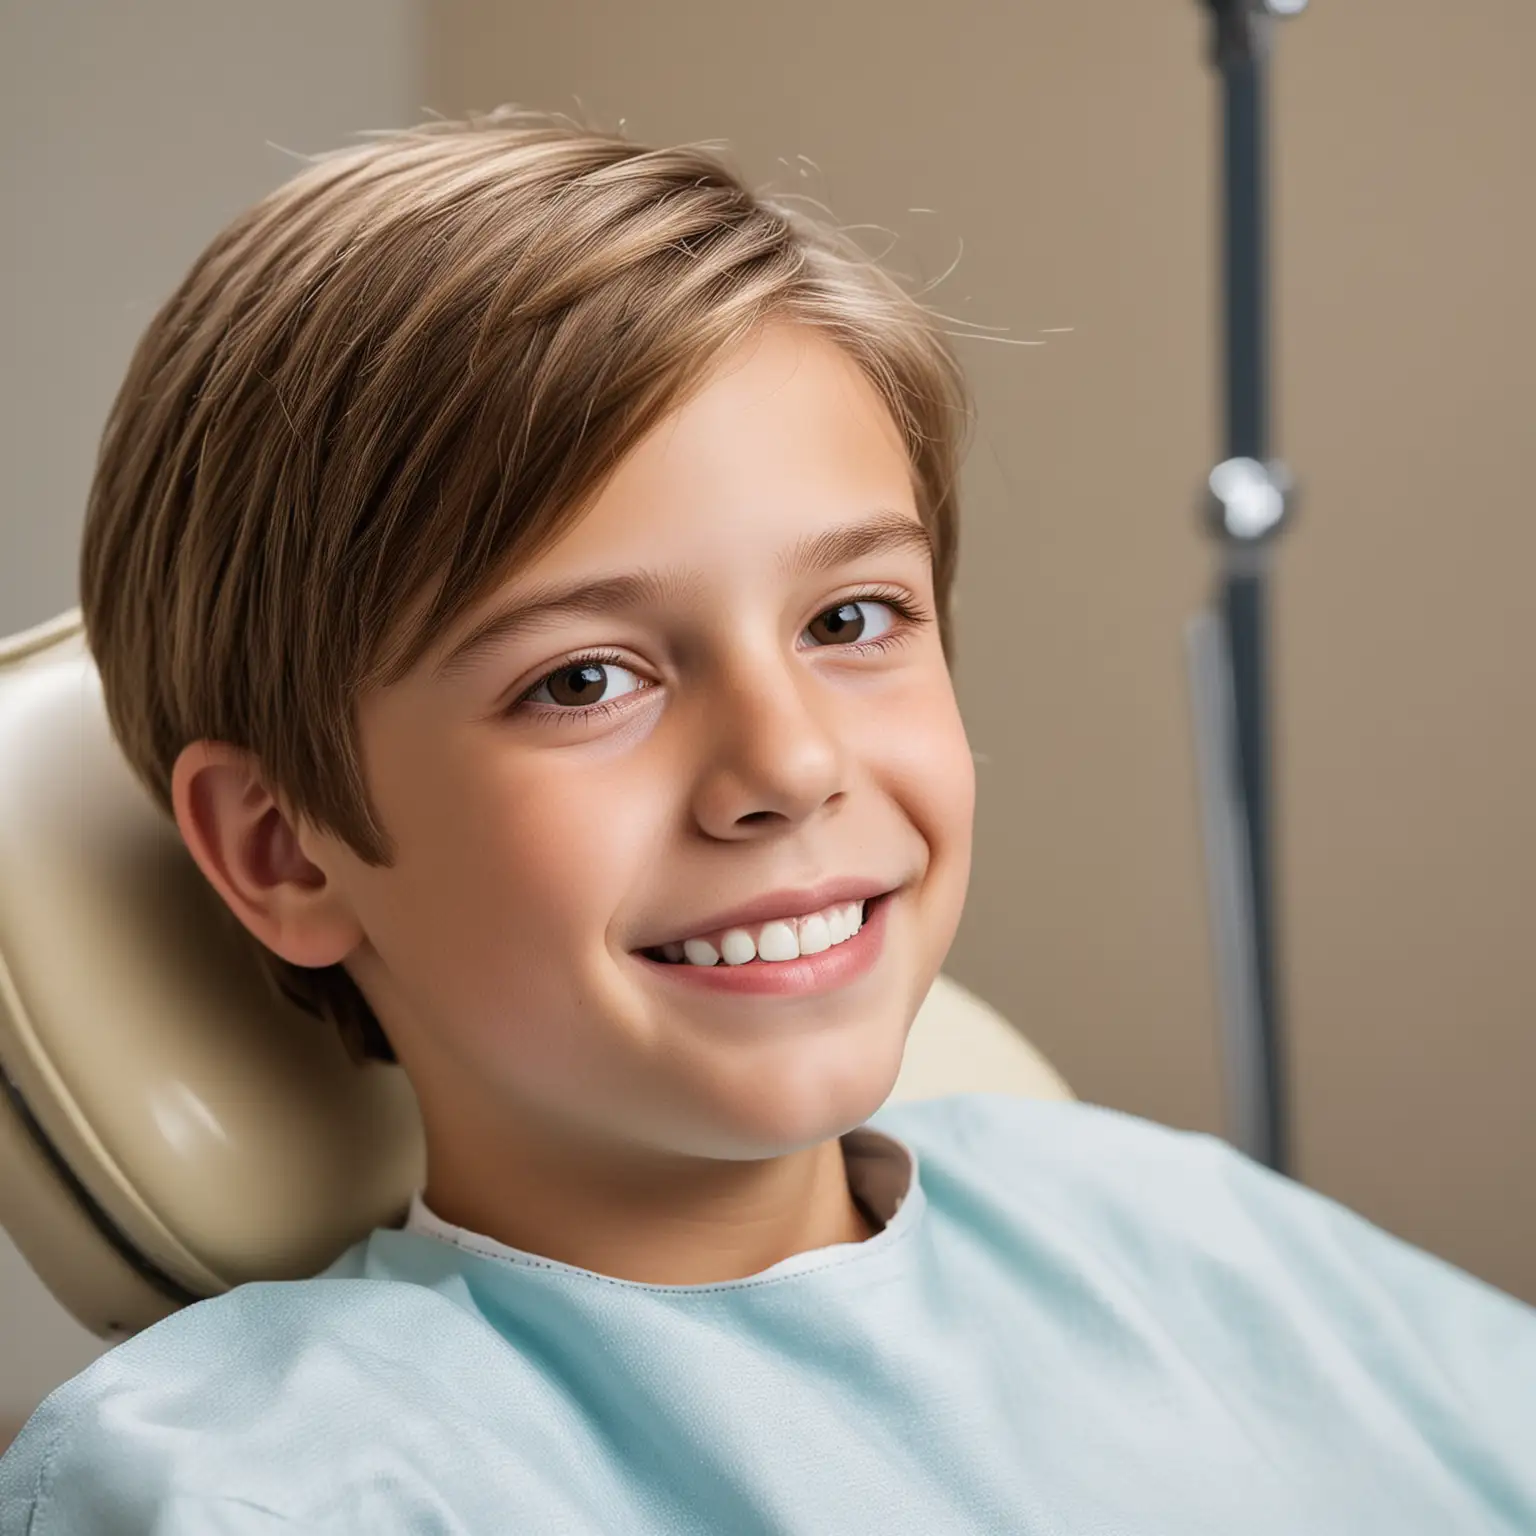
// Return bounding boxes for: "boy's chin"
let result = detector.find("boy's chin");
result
[647,1066,908,1163]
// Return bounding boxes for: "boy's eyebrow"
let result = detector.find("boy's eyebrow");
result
[432,508,933,682]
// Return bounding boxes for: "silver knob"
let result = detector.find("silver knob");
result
[1205,457,1295,542]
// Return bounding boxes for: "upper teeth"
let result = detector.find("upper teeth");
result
[660,899,867,966]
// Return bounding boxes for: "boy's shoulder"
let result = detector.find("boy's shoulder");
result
[870,1089,1241,1219]
[870,1087,1214,1155]
[873,1090,1387,1300]
[882,1091,1536,1327]
[0,1277,475,1530]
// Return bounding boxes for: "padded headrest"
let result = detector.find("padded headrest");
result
[0,609,1071,1341]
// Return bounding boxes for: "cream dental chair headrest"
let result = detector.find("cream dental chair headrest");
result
[0,608,1074,1344]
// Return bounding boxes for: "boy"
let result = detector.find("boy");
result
[1,107,1532,1533]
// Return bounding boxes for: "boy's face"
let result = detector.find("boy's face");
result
[313,323,974,1180]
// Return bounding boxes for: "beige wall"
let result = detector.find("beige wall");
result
[425,0,1535,1303]
[1273,6,1534,1306]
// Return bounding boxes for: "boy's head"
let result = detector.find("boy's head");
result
[80,108,975,1235]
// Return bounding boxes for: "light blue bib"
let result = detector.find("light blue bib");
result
[3,1093,1532,1533]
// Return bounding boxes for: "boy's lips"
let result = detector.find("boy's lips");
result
[633,875,902,952]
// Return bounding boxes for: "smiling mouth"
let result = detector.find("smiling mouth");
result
[639,892,890,966]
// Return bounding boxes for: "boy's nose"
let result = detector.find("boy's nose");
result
[687,666,848,838]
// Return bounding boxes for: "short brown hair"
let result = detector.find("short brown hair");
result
[79,105,973,1068]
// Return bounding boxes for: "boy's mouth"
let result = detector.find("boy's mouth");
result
[639,891,892,968]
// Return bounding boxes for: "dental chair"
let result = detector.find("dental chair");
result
[0,607,1075,1346]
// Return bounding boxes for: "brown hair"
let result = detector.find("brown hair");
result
[79,105,973,1068]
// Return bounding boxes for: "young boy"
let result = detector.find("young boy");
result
[1,107,1532,1533]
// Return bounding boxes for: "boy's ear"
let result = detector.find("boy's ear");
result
[169,740,363,969]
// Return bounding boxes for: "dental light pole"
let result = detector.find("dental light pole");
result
[1186,0,1306,1176]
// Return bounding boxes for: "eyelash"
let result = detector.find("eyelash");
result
[510,587,933,727]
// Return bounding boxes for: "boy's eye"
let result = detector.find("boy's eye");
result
[527,660,646,709]
[803,599,897,647]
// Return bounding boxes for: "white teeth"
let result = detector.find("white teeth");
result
[798,912,832,955]
[720,929,756,966]
[755,920,798,963]
[670,898,870,966]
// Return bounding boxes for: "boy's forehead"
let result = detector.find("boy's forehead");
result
[403,327,927,689]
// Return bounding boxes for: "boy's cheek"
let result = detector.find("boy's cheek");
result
[874,677,976,821]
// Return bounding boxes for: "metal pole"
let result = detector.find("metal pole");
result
[1189,0,1304,1175]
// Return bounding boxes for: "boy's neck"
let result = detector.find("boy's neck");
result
[420,1127,879,1286]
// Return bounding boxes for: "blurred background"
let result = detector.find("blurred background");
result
[2,0,1531,1446]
